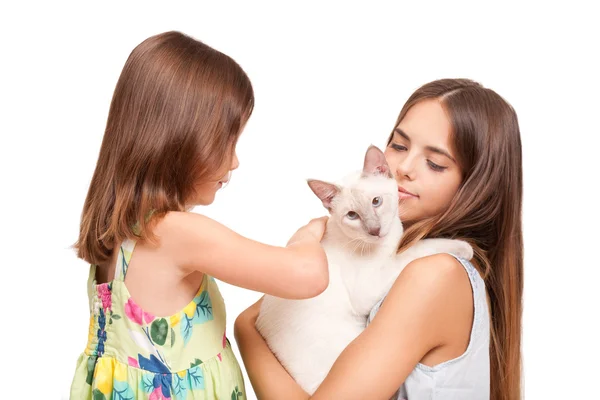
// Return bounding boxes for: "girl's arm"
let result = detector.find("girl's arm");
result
[234,253,473,400]
[158,211,329,300]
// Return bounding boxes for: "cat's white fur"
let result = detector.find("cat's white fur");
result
[256,145,473,394]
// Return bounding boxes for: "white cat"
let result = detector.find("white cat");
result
[256,145,473,394]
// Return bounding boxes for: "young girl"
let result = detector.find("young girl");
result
[69,31,329,400]
[235,79,523,400]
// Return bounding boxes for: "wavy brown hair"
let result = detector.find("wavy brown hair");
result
[391,79,523,400]
[75,31,254,265]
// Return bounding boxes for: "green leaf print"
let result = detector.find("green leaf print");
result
[190,358,203,368]
[231,386,243,400]
[172,373,188,399]
[92,389,106,400]
[192,291,213,323]
[86,355,98,385]
[171,327,176,346]
[120,246,130,277]
[140,374,154,393]
[151,318,169,346]
[188,366,205,390]
[112,380,135,400]
[181,314,194,346]
[112,314,121,320]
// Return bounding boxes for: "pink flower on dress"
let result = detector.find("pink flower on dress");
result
[223,332,227,348]
[127,356,139,368]
[149,388,166,400]
[217,353,222,362]
[97,283,112,311]
[124,298,155,325]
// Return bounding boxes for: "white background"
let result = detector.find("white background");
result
[1,1,599,399]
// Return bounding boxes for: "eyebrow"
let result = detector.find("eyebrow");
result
[394,128,456,163]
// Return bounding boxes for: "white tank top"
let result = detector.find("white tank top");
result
[367,253,490,399]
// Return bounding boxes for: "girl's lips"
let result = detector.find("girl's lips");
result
[219,171,232,186]
[398,186,418,199]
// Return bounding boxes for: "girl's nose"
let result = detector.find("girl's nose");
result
[396,156,415,180]
[231,153,240,170]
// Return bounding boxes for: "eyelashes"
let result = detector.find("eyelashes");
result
[389,144,447,172]
[390,144,407,152]
[427,160,447,172]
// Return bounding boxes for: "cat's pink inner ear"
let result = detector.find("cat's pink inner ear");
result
[307,180,339,208]
[363,145,391,177]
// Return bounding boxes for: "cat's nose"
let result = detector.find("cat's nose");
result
[368,227,381,237]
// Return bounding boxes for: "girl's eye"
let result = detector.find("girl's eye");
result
[372,196,382,207]
[427,160,447,172]
[390,144,407,151]
[346,211,359,220]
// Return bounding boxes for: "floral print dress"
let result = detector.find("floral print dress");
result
[70,238,246,400]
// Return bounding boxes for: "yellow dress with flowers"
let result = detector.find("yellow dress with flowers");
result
[70,239,246,400]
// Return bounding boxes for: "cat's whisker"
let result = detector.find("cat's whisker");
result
[360,241,369,257]
[344,238,363,253]
[352,240,364,255]
[356,240,368,256]
[347,238,361,247]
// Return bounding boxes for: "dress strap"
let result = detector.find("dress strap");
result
[113,238,137,282]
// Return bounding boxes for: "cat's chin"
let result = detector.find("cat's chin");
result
[359,235,386,245]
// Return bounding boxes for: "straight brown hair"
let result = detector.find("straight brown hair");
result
[75,31,254,265]
[391,79,523,400]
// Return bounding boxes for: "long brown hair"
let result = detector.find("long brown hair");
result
[392,79,523,399]
[75,31,254,265]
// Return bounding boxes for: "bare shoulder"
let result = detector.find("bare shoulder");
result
[155,210,213,233]
[387,253,473,326]
[388,253,474,348]
[154,211,225,243]
[381,252,473,313]
[398,253,471,290]
[151,211,224,262]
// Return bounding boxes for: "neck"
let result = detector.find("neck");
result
[400,218,416,230]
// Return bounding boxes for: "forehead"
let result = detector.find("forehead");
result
[397,99,453,147]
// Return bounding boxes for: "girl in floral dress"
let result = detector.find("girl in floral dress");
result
[70,31,329,400]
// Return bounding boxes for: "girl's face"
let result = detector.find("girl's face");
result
[192,149,239,206]
[384,99,463,226]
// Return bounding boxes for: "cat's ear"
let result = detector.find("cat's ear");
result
[307,179,340,209]
[362,145,392,178]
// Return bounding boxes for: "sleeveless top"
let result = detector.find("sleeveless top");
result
[367,253,490,399]
[70,238,246,399]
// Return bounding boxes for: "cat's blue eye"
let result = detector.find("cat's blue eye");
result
[372,197,382,207]
[346,211,359,220]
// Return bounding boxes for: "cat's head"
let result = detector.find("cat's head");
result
[308,145,401,245]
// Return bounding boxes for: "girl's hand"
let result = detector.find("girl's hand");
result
[287,216,329,246]
[160,212,329,300]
